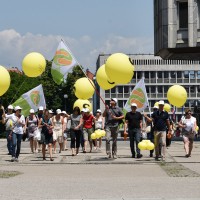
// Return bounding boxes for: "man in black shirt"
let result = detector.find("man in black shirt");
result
[150,100,172,161]
[124,103,143,158]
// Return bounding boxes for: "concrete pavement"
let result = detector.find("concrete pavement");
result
[0,139,199,199]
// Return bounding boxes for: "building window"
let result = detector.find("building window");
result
[151,86,156,93]
[178,2,188,29]
[171,71,176,78]
[118,100,123,108]
[177,71,182,78]
[144,71,149,79]
[190,71,195,79]
[124,86,129,93]
[157,72,162,78]
[105,90,110,94]
[184,71,189,78]
[118,86,123,94]
[111,87,116,93]
[158,86,163,93]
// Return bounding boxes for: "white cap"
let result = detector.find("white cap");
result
[158,100,165,105]
[96,109,101,113]
[39,106,44,111]
[153,105,159,109]
[49,110,53,114]
[56,109,62,114]
[84,108,90,113]
[131,103,137,107]
[15,106,22,111]
[30,109,35,113]
[81,108,85,112]
[8,105,13,110]
[61,111,67,115]
[111,98,118,103]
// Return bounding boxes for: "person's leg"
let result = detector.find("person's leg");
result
[70,130,76,155]
[88,128,93,152]
[111,126,119,158]
[29,137,34,153]
[160,131,167,160]
[99,137,102,149]
[49,143,54,161]
[135,128,142,158]
[15,134,23,160]
[183,135,189,156]
[83,128,88,153]
[33,139,38,153]
[6,131,12,154]
[105,126,112,157]
[42,144,46,160]
[11,132,17,161]
[188,139,193,156]
[128,129,135,157]
[75,130,81,155]
[154,131,161,159]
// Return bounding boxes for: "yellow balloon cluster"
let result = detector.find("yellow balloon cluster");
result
[164,103,171,112]
[22,52,46,77]
[167,85,187,107]
[91,129,106,140]
[138,140,154,151]
[0,66,11,96]
[73,99,92,111]
[96,64,116,90]
[196,126,199,132]
[74,77,95,99]
[105,53,134,84]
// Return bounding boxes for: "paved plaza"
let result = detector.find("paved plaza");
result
[0,139,200,200]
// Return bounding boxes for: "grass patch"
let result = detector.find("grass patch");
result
[0,170,22,178]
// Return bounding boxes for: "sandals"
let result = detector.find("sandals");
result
[50,158,54,161]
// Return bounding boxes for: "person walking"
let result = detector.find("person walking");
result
[149,100,172,161]
[52,109,64,154]
[5,105,14,155]
[8,106,25,162]
[61,111,68,151]
[69,107,82,156]
[124,103,143,158]
[178,109,196,157]
[25,109,39,153]
[103,98,124,159]
[38,109,54,161]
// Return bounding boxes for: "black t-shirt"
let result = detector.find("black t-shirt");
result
[125,111,142,129]
[152,110,169,131]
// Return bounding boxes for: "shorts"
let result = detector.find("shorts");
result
[83,128,93,142]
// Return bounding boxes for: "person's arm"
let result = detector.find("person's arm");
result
[143,113,153,123]
[103,105,109,117]
[61,117,65,134]
[75,117,83,130]
[124,120,128,135]
[19,116,26,127]
[140,120,143,129]
[38,118,43,129]
[102,117,105,130]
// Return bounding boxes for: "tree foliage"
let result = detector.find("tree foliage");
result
[1,61,85,113]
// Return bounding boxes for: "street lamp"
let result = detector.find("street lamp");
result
[64,94,68,111]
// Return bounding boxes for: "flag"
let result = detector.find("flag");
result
[12,84,46,116]
[124,77,149,112]
[51,40,78,85]
[86,69,95,80]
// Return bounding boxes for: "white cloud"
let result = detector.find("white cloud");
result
[0,29,153,73]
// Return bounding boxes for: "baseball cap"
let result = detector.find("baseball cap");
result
[30,109,35,113]
[49,110,53,114]
[39,106,44,111]
[158,100,165,105]
[56,109,62,114]
[15,106,22,111]
[131,103,137,107]
[153,105,159,109]
[61,111,67,115]
[8,105,13,110]
[111,98,118,103]
[84,108,90,113]
[96,109,101,113]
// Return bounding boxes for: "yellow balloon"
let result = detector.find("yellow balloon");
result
[147,142,155,150]
[74,77,95,99]
[96,64,116,90]
[73,99,92,111]
[91,133,97,140]
[138,141,147,150]
[154,102,159,107]
[167,85,187,107]
[22,52,46,77]
[196,126,199,132]
[100,130,106,137]
[0,66,11,96]
[105,53,134,84]
[164,103,171,112]
[95,129,102,139]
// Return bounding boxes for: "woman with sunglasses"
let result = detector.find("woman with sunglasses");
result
[178,109,197,157]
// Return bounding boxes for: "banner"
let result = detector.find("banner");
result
[124,77,149,112]
[12,84,46,116]
[51,40,78,85]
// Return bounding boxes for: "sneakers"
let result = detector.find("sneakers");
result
[155,157,160,161]
[136,154,143,159]
[15,158,19,162]
[107,153,111,159]
[11,157,15,162]
[113,154,118,159]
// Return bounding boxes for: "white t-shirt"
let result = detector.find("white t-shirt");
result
[6,113,25,134]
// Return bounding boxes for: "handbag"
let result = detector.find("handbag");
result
[47,126,53,135]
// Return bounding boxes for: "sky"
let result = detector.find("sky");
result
[0,0,153,73]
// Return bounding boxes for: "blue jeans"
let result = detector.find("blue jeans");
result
[128,128,141,156]
[6,130,12,154]
[12,133,23,158]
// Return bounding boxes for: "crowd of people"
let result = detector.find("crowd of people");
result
[0,98,198,162]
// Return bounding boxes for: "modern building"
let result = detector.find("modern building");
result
[154,0,200,60]
[96,54,200,123]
